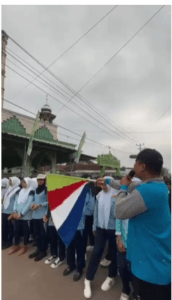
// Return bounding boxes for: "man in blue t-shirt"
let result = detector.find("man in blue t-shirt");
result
[97,148,171,300]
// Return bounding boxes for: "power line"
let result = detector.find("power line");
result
[55,5,165,114]
[4,62,136,145]
[6,6,163,145]
[3,98,132,154]
[6,6,118,100]
[5,49,72,101]
[7,5,163,144]
[6,57,70,102]
[4,9,139,144]
[6,47,136,145]
[156,105,171,122]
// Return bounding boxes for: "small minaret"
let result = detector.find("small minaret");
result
[1,30,8,108]
[40,95,56,123]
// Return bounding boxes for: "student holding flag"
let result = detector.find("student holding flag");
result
[43,207,66,268]
[63,183,95,282]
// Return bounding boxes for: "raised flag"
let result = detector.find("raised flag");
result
[46,174,92,247]
[75,132,86,163]
[27,112,40,156]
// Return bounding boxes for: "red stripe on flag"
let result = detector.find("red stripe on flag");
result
[48,180,86,211]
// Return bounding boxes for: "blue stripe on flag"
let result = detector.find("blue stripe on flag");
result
[58,184,88,247]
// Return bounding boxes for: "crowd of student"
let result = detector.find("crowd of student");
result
[1,148,171,300]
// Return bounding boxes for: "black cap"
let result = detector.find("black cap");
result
[136,148,163,173]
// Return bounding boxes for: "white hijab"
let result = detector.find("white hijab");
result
[3,177,20,209]
[17,177,34,204]
[1,178,9,199]
[97,184,118,229]
[31,178,38,190]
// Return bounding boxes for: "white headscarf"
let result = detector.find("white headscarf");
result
[31,178,38,190]
[17,177,33,204]
[97,184,118,229]
[1,178,9,199]
[3,177,20,209]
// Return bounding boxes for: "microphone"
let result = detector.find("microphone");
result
[127,170,135,180]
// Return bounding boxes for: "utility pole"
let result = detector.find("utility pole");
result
[1,30,8,108]
[136,143,144,152]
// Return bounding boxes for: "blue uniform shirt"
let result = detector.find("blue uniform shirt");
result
[13,192,34,220]
[32,190,48,220]
[2,194,16,215]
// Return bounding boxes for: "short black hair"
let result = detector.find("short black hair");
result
[136,148,163,174]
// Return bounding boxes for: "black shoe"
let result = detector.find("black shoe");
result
[34,252,47,262]
[29,249,40,259]
[73,270,83,282]
[63,266,76,276]
[2,243,13,250]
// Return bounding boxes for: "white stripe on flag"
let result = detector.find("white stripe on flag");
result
[51,182,87,231]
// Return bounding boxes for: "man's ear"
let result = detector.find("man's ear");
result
[141,163,146,171]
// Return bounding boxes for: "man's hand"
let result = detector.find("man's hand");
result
[117,236,126,253]
[96,178,108,192]
[96,178,105,187]
[120,176,132,186]
[93,231,97,236]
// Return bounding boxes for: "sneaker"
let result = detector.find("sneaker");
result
[86,245,94,252]
[100,258,111,267]
[51,257,65,269]
[45,255,57,265]
[101,277,115,291]
[119,293,130,300]
[84,279,92,298]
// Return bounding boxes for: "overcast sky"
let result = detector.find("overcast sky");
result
[2,5,171,170]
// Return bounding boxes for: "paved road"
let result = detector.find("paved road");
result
[2,245,124,300]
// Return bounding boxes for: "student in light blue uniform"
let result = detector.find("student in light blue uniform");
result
[2,177,20,250]
[63,184,95,282]
[44,206,66,268]
[83,182,96,253]
[8,178,36,256]
[116,219,132,300]
[1,178,9,203]
[29,174,48,262]
[84,179,118,299]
